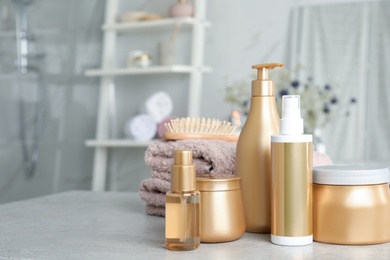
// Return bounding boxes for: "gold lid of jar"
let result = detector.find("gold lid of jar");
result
[196,177,241,191]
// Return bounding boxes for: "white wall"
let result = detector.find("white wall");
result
[202,0,292,119]
[202,0,377,119]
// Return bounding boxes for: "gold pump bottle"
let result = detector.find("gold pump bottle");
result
[165,150,200,251]
[236,63,283,233]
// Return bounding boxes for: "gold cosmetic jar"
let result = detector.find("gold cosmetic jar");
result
[196,177,246,243]
[313,165,390,245]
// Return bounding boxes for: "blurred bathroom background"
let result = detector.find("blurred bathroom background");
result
[0,0,389,203]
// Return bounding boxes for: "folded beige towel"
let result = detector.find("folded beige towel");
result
[145,140,237,178]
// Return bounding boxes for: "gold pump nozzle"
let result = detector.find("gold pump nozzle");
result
[251,63,284,96]
[171,150,196,192]
[174,150,193,166]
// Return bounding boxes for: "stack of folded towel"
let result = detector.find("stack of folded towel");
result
[140,139,236,216]
[139,139,333,217]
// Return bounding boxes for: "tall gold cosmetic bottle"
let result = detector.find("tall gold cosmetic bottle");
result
[236,63,282,233]
[271,95,313,246]
[165,150,200,251]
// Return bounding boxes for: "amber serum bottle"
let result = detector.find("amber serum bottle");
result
[165,149,200,251]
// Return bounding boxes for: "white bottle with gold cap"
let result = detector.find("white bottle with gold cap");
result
[271,95,313,246]
[165,149,200,251]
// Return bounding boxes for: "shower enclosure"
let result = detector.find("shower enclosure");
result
[0,0,103,203]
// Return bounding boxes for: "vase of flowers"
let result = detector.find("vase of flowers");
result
[271,69,357,152]
[224,68,357,152]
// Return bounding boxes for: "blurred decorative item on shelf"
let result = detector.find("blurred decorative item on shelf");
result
[124,114,157,141]
[169,0,194,18]
[145,91,173,123]
[158,39,176,65]
[128,50,152,68]
[118,11,163,23]
[158,25,180,66]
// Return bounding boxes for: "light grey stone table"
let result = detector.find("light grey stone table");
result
[0,191,390,260]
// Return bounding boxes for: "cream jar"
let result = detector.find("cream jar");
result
[128,51,152,68]
[196,177,246,243]
[313,165,390,245]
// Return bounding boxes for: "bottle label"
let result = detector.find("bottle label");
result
[166,202,182,239]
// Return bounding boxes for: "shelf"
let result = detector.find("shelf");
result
[85,139,153,148]
[85,65,212,77]
[0,29,59,38]
[102,17,211,32]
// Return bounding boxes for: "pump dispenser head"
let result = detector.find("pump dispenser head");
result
[171,149,196,192]
[280,95,304,135]
[251,63,284,96]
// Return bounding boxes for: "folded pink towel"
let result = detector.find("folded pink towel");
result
[145,140,237,178]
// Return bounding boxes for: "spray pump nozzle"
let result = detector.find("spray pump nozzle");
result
[251,63,284,96]
[280,95,304,135]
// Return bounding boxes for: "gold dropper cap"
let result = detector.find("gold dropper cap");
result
[251,63,284,97]
[171,150,196,192]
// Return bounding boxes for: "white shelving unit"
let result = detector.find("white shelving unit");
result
[85,0,210,191]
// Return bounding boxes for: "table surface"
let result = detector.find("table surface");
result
[0,191,390,260]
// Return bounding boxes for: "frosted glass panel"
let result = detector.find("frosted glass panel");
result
[0,0,104,203]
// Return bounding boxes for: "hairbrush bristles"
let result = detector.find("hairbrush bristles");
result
[163,117,238,142]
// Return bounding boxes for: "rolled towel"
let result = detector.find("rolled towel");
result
[145,139,236,178]
[145,91,173,123]
[124,114,157,141]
